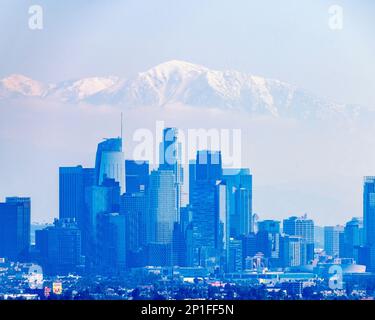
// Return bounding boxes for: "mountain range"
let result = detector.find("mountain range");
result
[0,60,365,120]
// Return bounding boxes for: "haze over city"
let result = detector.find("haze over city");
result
[1,0,375,225]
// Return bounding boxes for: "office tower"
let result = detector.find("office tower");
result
[171,206,194,267]
[314,226,325,249]
[95,137,125,193]
[97,212,126,275]
[83,178,120,267]
[189,150,222,207]
[59,166,95,227]
[363,176,375,270]
[0,197,30,261]
[195,150,222,181]
[280,235,307,268]
[227,238,243,273]
[120,192,148,266]
[190,151,228,269]
[172,222,186,267]
[256,220,281,266]
[324,225,344,257]
[149,170,178,244]
[341,217,363,262]
[125,160,149,193]
[35,219,83,275]
[283,215,314,262]
[242,233,257,268]
[223,168,253,237]
[159,127,183,216]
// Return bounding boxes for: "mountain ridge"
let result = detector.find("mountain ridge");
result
[0,60,364,120]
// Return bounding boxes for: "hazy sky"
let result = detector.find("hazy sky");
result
[1,1,375,224]
[0,0,374,106]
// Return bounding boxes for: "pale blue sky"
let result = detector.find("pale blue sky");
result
[1,1,375,224]
[0,0,374,106]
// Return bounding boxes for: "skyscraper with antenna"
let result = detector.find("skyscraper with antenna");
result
[94,114,126,194]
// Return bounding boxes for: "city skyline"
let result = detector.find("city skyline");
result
[1,126,375,300]
[1,123,372,227]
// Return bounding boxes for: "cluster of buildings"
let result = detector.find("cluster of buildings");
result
[2,127,375,299]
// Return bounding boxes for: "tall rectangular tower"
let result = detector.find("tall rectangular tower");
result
[0,197,31,261]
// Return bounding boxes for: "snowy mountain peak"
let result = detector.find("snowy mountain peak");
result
[50,76,120,101]
[0,61,362,120]
[1,74,48,97]
[146,60,208,75]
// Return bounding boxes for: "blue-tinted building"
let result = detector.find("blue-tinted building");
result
[159,127,183,215]
[228,238,243,273]
[0,197,30,261]
[283,215,314,262]
[280,235,307,268]
[59,166,95,228]
[256,220,281,266]
[35,219,83,275]
[341,217,363,262]
[324,225,344,257]
[125,160,149,193]
[83,178,120,268]
[363,177,375,271]
[149,170,178,245]
[95,137,125,193]
[120,191,148,266]
[190,151,228,269]
[223,168,253,237]
[97,212,126,274]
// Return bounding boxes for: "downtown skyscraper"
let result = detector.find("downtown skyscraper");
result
[363,176,375,271]
[95,137,125,194]
[0,197,31,262]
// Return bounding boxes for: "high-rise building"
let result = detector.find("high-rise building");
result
[195,150,222,181]
[173,206,194,267]
[223,168,253,237]
[97,212,126,275]
[83,178,120,268]
[256,220,281,266]
[149,170,178,244]
[283,215,314,262]
[120,191,148,266]
[241,233,257,268]
[0,197,31,261]
[159,128,183,216]
[363,176,375,270]
[59,166,95,227]
[324,225,344,257]
[227,238,243,273]
[280,235,307,268]
[35,219,83,275]
[190,151,228,269]
[364,177,375,245]
[125,160,149,193]
[341,217,363,262]
[95,137,125,193]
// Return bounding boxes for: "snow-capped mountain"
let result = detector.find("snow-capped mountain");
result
[0,60,364,120]
[49,76,121,102]
[0,74,49,98]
